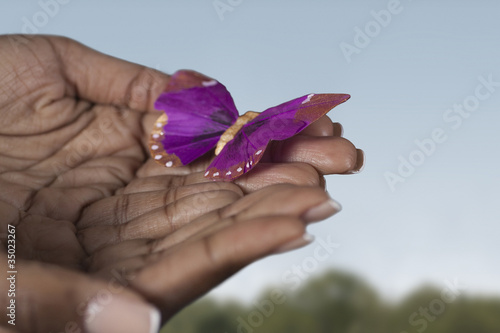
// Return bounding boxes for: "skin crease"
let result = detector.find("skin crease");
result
[0,35,363,332]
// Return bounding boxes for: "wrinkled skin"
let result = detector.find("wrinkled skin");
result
[0,35,363,332]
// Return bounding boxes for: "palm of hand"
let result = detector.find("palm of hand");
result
[0,36,361,332]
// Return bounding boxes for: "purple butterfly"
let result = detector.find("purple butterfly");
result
[149,70,350,181]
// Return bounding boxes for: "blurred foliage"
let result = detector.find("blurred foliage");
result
[161,270,500,333]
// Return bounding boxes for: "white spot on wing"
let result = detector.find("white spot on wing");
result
[151,145,159,150]
[255,149,263,155]
[237,167,243,172]
[155,122,163,128]
[204,171,209,176]
[202,80,217,87]
[302,93,315,104]
[213,172,220,177]
[246,162,250,168]
[152,133,160,139]
[165,161,173,167]
[154,155,162,160]
[226,171,232,176]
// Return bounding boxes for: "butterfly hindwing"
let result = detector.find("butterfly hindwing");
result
[150,70,239,167]
[205,93,350,181]
[204,128,266,180]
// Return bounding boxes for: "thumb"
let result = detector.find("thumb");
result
[1,257,160,333]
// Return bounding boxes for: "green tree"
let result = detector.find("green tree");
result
[161,270,500,333]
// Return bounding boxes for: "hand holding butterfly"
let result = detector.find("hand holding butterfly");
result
[0,35,363,332]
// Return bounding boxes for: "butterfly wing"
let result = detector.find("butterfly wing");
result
[205,93,350,181]
[150,70,239,167]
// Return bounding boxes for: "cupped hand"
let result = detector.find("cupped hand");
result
[0,35,363,332]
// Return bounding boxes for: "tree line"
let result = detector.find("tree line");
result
[162,270,500,333]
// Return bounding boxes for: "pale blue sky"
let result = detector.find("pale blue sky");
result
[2,0,499,301]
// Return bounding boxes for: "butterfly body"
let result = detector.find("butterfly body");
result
[150,70,350,181]
[215,111,259,156]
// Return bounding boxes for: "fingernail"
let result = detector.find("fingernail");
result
[274,233,315,254]
[346,149,365,174]
[302,198,342,223]
[85,295,160,333]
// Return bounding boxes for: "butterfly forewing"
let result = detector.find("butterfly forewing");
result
[150,70,239,167]
[205,93,350,181]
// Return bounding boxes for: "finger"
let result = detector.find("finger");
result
[211,184,338,226]
[129,215,308,319]
[79,182,242,228]
[285,116,343,138]
[78,189,241,254]
[332,122,344,137]
[161,184,340,249]
[48,36,170,112]
[0,257,159,333]
[134,159,323,195]
[299,115,334,136]
[132,160,320,196]
[235,162,321,193]
[267,136,362,175]
[87,185,339,272]
[124,185,340,319]
[346,149,365,174]
[143,185,336,256]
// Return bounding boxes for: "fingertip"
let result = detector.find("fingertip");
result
[301,198,342,223]
[332,122,344,137]
[300,115,334,136]
[345,149,365,174]
[273,232,315,254]
[84,295,161,333]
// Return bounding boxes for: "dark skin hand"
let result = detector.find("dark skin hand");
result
[0,35,363,332]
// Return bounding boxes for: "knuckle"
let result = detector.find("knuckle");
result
[126,67,159,110]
